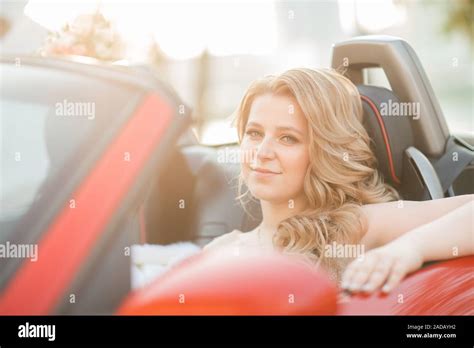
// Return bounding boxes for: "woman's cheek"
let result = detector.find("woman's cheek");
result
[239,142,253,180]
[285,148,309,187]
[241,163,250,182]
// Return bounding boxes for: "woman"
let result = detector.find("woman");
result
[203,68,473,294]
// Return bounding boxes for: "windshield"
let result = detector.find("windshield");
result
[1,99,51,221]
[0,62,141,241]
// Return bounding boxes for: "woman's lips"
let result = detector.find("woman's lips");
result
[251,167,282,178]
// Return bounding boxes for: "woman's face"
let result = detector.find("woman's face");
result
[241,93,310,205]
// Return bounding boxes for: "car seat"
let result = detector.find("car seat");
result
[332,35,473,200]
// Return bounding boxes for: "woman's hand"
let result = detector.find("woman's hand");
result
[341,239,424,294]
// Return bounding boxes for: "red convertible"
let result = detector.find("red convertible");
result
[0,36,472,316]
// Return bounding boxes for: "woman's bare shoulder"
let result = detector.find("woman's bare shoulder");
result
[203,230,242,251]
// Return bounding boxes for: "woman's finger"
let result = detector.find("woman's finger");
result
[382,262,406,293]
[341,257,363,290]
[361,257,394,293]
[346,255,378,292]
[341,253,375,291]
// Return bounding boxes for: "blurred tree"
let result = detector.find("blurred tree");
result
[441,0,473,46]
[38,11,125,61]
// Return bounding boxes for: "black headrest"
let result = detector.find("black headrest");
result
[357,85,414,188]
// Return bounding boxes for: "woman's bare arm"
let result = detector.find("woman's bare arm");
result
[397,199,474,262]
[360,194,473,250]
[343,197,473,293]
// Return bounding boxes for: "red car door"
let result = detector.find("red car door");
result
[0,57,190,315]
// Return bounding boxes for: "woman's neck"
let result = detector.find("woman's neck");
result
[258,195,308,239]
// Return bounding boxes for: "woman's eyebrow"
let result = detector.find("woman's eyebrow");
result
[246,121,262,128]
[276,126,304,136]
[246,122,304,136]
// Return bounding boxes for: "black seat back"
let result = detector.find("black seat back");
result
[357,85,445,200]
[333,36,473,200]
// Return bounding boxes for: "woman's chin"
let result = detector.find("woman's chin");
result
[248,188,289,204]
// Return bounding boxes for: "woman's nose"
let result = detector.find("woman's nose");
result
[255,137,276,160]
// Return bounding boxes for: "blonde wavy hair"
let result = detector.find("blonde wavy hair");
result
[233,68,400,280]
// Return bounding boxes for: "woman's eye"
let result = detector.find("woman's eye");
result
[281,135,298,144]
[245,130,262,138]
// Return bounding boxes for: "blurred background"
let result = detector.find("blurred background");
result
[0,0,472,144]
